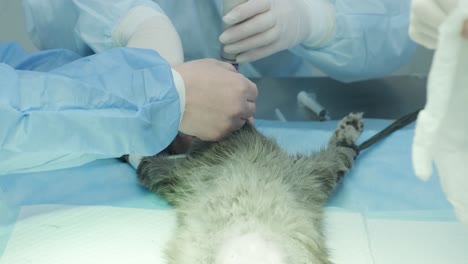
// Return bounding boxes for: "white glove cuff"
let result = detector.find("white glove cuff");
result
[112,6,166,47]
[301,0,337,48]
[170,69,186,125]
[128,154,143,170]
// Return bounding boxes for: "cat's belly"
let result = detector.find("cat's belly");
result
[215,232,285,264]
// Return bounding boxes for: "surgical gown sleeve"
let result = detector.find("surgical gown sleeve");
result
[292,0,417,82]
[0,43,181,174]
[23,0,165,55]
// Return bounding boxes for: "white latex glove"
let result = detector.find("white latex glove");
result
[219,0,336,63]
[174,59,257,141]
[409,0,460,49]
[113,6,184,66]
[412,5,468,228]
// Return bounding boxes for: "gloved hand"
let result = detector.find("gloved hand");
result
[219,0,336,63]
[174,59,257,141]
[412,5,468,228]
[122,11,184,66]
[409,0,468,49]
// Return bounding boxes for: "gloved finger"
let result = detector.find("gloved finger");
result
[462,19,468,38]
[224,27,279,54]
[411,10,441,34]
[220,11,275,44]
[236,44,277,63]
[409,25,437,49]
[409,28,438,49]
[412,145,434,181]
[409,17,439,49]
[223,0,270,25]
[435,0,458,14]
[412,0,446,29]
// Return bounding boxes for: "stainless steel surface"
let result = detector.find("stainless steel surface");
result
[252,76,427,120]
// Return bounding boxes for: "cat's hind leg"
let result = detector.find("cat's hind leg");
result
[291,112,364,204]
[328,112,364,149]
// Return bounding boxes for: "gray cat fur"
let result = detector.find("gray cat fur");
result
[136,113,364,264]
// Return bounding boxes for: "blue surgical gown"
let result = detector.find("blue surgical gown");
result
[23,0,416,82]
[0,42,180,174]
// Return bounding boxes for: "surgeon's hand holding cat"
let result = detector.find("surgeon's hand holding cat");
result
[175,59,257,141]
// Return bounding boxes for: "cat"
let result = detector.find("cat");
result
[135,112,364,264]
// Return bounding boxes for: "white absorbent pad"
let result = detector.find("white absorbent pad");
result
[1,206,468,264]
[412,2,468,227]
[366,218,468,264]
[0,205,176,264]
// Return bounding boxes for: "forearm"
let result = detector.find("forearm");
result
[23,0,166,54]
[121,8,184,65]
[0,48,181,157]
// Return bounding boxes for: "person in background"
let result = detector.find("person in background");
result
[23,0,416,82]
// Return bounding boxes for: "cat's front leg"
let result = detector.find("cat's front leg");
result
[136,154,196,206]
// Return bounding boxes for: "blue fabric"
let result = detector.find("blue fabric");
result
[0,119,452,212]
[22,0,416,81]
[0,42,181,175]
[0,42,80,71]
[0,119,455,256]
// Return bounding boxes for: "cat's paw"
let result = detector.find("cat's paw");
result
[330,112,364,146]
[136,154,182,192]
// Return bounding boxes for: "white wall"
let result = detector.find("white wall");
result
[0,0,434,76]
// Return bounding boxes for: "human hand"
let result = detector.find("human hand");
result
[409,0,466,49]
[125,13,184,66]
[174,59,257,141]
[219,0,336,63]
